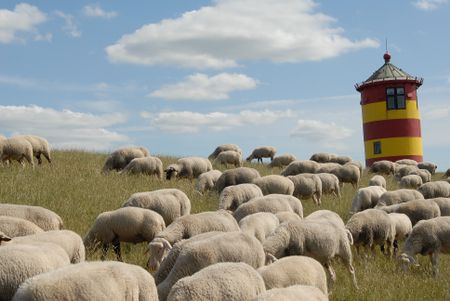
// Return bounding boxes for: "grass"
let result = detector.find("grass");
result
[1,150,449,300]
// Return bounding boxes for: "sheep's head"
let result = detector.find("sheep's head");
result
[165,164,179,180]
[147,238,172,272]
[398,253,419,271]
[265,252,278,265]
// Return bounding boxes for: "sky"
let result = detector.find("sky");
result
[1,0,450,169]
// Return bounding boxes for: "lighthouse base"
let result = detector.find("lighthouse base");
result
[366,155,423,168]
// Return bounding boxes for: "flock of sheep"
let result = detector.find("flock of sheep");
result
[1,137,450,301]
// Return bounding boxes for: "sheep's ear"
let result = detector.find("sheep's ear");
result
[161,239,172,251]
[265,252,277,264]
[0,233,12,243]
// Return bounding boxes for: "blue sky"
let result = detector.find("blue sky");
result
[1,0,450,169]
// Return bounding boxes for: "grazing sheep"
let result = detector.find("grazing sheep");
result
[399,216,450,276]
[122,188,191,225]
[219,183,264,211]
[280,160,320,176]
[239,212,280,242]
[310,152,337,163]
[350,186,387,213]
[409,169,432,183]
[388,213,412,253]
[252,175,294,196]
[120,156,163,178]
[165,157,212,180]
[316,162,341,174]
[233,194,303,222]
[316,173,341,198]
[330,155,352,165]
[417,162,437,175]
[369,160,396,175]
[330,164,360,188]
[195,170,222,193]
[84,207,165,261]
[212,150,242,168]
[346,161,363,175]
[208,144,242,160]
[377,189,424,206]
[345,209,395,256]
[0,216,43,238]
[0,137,34,167]
[102,146,149,173]
[246,146,277,163]
[368,175,386,189]
[275,211,302,224]
[0,204,63,231]
[253,285,329,301]
[156,231,265,301]
[396,159,418,166]
[418,181,450,199]
[0,242,70,301]
[400,174,423,189]
[14,135,51,164]
[147,210,239,272]
[257,256,328,295]
[429,198,450,216]
[214,167,261,192]
[12,261,158,301]
[287,173,322,206]
[395,165,419,180]
[269,153,296,168]
[167,262,266,301]
[377,199,441,225]
[445,168,450,178]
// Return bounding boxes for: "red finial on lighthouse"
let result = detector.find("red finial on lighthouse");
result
[383,52,391,63]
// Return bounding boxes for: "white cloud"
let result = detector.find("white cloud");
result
[55,11,81,38]
[0,3,47,43]
[0,105,128,150]
[423,105,450,119]
[106,0,378,69]
[141,109,294,133]
[150,73,257,101]
[34,32,52,42]
[290,119,353,148]
[83,4,117,19]
[413,0,448,10]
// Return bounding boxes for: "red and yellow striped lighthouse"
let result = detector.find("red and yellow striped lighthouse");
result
[355,52,423,167]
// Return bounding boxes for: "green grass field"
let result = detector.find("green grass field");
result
[1,150,449,300]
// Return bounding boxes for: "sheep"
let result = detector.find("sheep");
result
[253,285,329,301]
[280,160,320,176]
[0,203,63,231]
[396,159,418,166]
[165,157,212,180]
[377,199,441,225]
[239,212,280,242]
[156,231,265,301]
[395,165,419,180]
[287,173,322,206]
[309,152,337,163]
[263,210,358,289]
[147,210,239,272]
[346,160,363,175]
[345,209,395,256]
[14,135,51,164]
[418,181,450,199]
[368,175,386,189]
[330,155,353,165]
[167,262,266,301]
[369,160,396,175]
[376,189,424,206]
[316,162,341,174]
[122,188,191,225]
[120,156,163,178]
[316,173,341,198]
[0,242,70,301]
[268,153,296,168]
[445,168,450,178]
[252,175,294,196]
[208,143,242,160]
[0,216,43,238]
[257,256,328,295]
[429,198,450,216]
[417,161,437,175]
[0,137,34,167]
[399,216,450,276]
[12,261,158,301]
[219,183,264,211]
[233,194,303,222]
[399,174,423,189]
[102,146,149,173]
[388,213,412,254]
[409,168,432,183]
[84,207,165,261]
[212,150,242,168]
[275,211,302,224]
[195,170,222,193]
[329,164,360,188]
[246,146,277,163]
[350,186,387,213]
[214,167,261,192]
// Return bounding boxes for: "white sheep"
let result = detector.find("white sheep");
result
[253,285,329,301]
[309,152,337,163]
[239,212,280,242]
[268,153,296,168]
[252,175,294,196]
[280,160,320,176]
[233,194,303,222]
[399,174,423,189]
[167,262,266,301]
[368,175,386,189]
[0,137,34,167]
[147,210,239,272]
[212,150,242,168]
[195,170,222,193]
[316,173,341,199]
[246,146,277,163]
[12,261,158,301]
[417,162,437,175]
[396,159,418,166]
[329,164,360,188]
[208,144,242,160]
[165,156,212,180]
[122,188,191,225]
[395,165,419,180]
[399,216,450,276]
[369,160,396,175]
[316,162,341,174]
[102,146,149,173]
[84,207,165,261]
[120,156,163,178]
[409,168,432,183]
[275,211,302,224]
[418,181,450,199]
[377,199,441,226]
[0,216,43,238]
[14,134,51,164]
[350,186,387,213]
[429,197,450,216]
[0,203,63,231]
[287,173,322,206]
[214,167,261,192]
[376,189,424,206]
[219,183,264,211]
[257,256,328,295]
[331,155,353,165]
[388,213,412,254]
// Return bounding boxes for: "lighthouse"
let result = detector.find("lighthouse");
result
[355,52,423,167]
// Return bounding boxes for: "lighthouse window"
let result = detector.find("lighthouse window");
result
[386,87,406,110]
[373,141,382,155]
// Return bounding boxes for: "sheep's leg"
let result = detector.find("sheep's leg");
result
[324,262,336,291]
[101,243,109,260]
[113,240,122,262]
[345,259,359,289]
[36,152,42,165]
[431,252,439,277]
[393,239,399,255]
[43,152,52,163]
